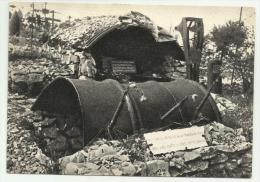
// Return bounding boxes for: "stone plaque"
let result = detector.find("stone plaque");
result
[111,61,137,74]
[144,126,207,155]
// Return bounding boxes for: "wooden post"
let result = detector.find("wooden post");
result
[176,18,204,82]
[230,7,243,93]
[30,3,34,50]
[51,10,54,30]
[44,2,47,30]
[207,60,222,94]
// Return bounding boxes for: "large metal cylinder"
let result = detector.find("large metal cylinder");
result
[32,77,221,145]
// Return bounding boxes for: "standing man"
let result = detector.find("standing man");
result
[78,52,97,80]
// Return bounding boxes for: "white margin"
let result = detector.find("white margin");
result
[1,1,259,182]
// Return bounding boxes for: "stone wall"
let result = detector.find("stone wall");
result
[8,57,78,95]
[59,122,252,177]
[8,53,186,95]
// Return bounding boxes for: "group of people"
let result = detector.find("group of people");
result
[68,51,97,80]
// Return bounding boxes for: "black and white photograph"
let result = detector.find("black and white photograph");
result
[0,0,259,180]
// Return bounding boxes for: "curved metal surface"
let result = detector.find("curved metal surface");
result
[32,77,221,145]
[162,79,222,122]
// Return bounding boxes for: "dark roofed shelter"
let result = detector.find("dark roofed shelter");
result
[50,11,185,80]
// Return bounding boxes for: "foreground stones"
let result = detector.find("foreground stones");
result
[7,94,56,174]
[8,58,76,95]
[7,93,252,177]
[59,122,252,177]
[33,112,83,159]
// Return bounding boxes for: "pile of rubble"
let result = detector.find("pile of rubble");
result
[58,122,252,177]
[7,94,56,174]
[32,111,83,159]
[211,93,238,116]
[51,11,166,50]
[8,58,76,95]
[162,58,186,79]
[210,93,253,140]
[9,40,63,61]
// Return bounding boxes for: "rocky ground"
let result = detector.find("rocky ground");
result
[57,121,252,177]
[6,94,57,174]
[8,57,76,96]
[6,91,252,177]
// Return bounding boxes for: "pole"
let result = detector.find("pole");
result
[230,7,243,89]
[51,10,54,32]
[68,16,71,25]
[44,2,47,30]
[107,88,129,139]
[160,96,188,122]
[30,3,34,50]
[192,80,215,120]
